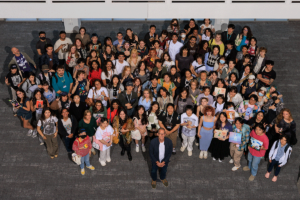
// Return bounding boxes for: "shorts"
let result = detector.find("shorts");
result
[18,112,32,120]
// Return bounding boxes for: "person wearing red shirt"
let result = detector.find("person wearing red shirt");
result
[243,124,269,181]
[88,60,102,87]
[107,99,121,124]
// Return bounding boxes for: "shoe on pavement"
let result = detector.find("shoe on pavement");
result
[243,166,250,171]
[172,149,176,155]
[180,146,186,152]
[136,146,139,152]
[204,151,208,159]
[54,155,58,158]
[199,151,203,159]
[106,157,111,163]
[40,142,44,146]
[218,159,223,163]
[32,129,37,138]
[27,129,33,137]
[232,166,241,171]
[100,161,106,166]
[142,146,146,152]
[249,175,255,181]
[161,179,168,187]
[188,151,192,156]
[151,181,156,189]
[213,157,216,161]
[229,159,234,164]
[87,165,95,170]
[81,169,85,175]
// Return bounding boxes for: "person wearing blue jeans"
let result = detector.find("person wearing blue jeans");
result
[149,128,173,189]
[80,154,91,169]
[247,152,261,177]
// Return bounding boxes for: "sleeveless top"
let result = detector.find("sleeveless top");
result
[203,116,215,128]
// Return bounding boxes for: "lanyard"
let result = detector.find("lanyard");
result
[167,113,173,123]
[126,92,132,102]
[227,33,232,40]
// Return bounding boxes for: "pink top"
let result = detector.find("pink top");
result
[249,130,269,157]
[72,136,92,157]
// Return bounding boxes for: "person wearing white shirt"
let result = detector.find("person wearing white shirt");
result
[165,33,183,62]
[87,79,109,107]
[113,52,129,75]
[149,128,173,189]
[54,31,73,65]
[227,86,243,106]
[95,118,114,166]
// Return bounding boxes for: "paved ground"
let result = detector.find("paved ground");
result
[0,21,299,200]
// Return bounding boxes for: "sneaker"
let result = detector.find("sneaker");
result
[151,181,156,189]
[180,146,186,152]
[188,151,192,156]
[50,156,54,159]
[195,142,199,146]
[27,129,33,137]
[54,155,58,158]
[172,149,176,155]
[161,179,168,187]
[218,159,222,163]
[81,169,85,175]
[199,151,203,159]
[232,166,240,171]
[213,157,216,161]
[32,129,37,138]
[40,142,44,146]
[249,175,255,181]
[229,159,234,164]
[142,146,146,152]
[243,166,250,171]
[203,151,208,159]
[136,146,139,153]
[106,157,111,163]
[87,165,95,170]
[100,161,106,166]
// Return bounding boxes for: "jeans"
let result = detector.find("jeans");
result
[151,162,168,181]
[267,159,282,176]
[126,108,135,118]
[80,153,91,169]
[248,152,261,176]
[63,136,74,153]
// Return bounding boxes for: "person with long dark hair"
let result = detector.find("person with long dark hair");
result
[147,102,160,140]
[14,89,35,136]
[37,107,59,159]
[174,87,194,116]
[175,46,194,76]
[132,105,149,152]
[247,111,266,130]
[210,112,233,162]
[101,60,117,87]
[89,100,107,125]
[204,45,220,72]
[107,75,124,101]
[88,60,102,87]
[113,108,134,161]
[107,99,121,124]
[157,87,174,112]
[58,108,78,153]
[235,26,253,52]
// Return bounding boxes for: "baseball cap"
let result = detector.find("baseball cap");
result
[10,65,17,69]
[42,65,49,71]
[126,81,133,87]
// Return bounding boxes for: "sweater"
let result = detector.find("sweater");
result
[69,102,87,122]
[78,117,97,137]
[72,136,92,157]
[9,52,36,72]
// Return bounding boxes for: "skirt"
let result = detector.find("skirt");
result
[209,138,230,160]
[199,127,213,151]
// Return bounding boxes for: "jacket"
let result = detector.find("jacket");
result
[9,52,36,72]
[118,91,139,109]
[263,99,284,116]
[221,31,237,45]
[58,115,78,138]
[21,78,41,98]
[269,139,292,167]
[232,124,251,151]
[72,136,92,157]
[41,52,59,70]
[149,137,173,164]
[142,81,162,98]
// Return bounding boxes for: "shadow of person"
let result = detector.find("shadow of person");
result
[1,46,14,100]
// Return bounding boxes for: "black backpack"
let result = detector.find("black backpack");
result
[53,72,71,83]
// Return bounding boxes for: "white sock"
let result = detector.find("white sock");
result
[136,144,139,147]
[142,144,145,147]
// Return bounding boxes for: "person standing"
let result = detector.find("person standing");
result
[149,128,173,189]
[165,33,183,62]
[54,31,73,65]
[52,65,73,96]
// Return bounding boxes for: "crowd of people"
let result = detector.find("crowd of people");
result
[5,18,296,188]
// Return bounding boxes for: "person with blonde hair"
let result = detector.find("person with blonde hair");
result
[78,109,97,156]
[119,65,134,87]
[127,48,141,73]
[138,89,155,111]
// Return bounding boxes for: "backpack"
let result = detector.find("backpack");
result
[53,72,70,83]
[274,140,291,154]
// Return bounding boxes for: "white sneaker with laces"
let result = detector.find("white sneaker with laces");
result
[100,161,106,166]
[204,151,208,159]
[199,151,204,159]
[142,146,146,152]
[106,157,111,163]
[213,157,216,161]
[27,129,33,137]
[232,166,241,171]
[188,151,192,156]
[229,159,234,164]
[32,129,37,138]
[180,146,186,152]
[218,159,222,163]
[136,146,139,152]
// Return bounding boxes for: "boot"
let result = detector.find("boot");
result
[121,149,125,156]
[128,152,132,161]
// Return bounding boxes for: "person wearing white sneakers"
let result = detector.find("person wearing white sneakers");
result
[197,106,217,159]
[180,105,198,156]
[72,128,95,175]
[230,118,251,171]
[95,118,113,166]
[210,112,233,162]
[132,105,149,153]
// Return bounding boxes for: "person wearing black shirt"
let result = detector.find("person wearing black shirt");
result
[158,103,181,155]
[36,31,52,56]
[118,81,139,117]
[41,44,59,71]
[184,19,199,38]
[5,65,24,101]
[257,60,276,88]
[224,41,237,61]
[144,25,157,49]
[69,95,87,122]
[221,24,237,45]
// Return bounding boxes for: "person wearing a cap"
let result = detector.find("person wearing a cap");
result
[118,81,139,117]
[54,30,73,65]
[86,33,101,56]
[241,74,259,100]
[257,60,276,88]
[38,64,53,87]
[72,128,95,175]
[5,65,24,102]
[9,47,37,77]
[41,44,59,71]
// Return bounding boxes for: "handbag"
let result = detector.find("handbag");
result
[131,129,141,140]
[72,140,82,165]
[92,136,100,150]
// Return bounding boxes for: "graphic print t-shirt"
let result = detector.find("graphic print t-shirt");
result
[74,79,88,102]
[180,113,198,137]
[62,118,72,135]
[95,125,113,151]
[37,116,58,135]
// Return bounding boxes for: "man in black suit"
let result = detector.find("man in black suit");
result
[221,24,237,45]
[149,128,173,189]
[144,25,157,49]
